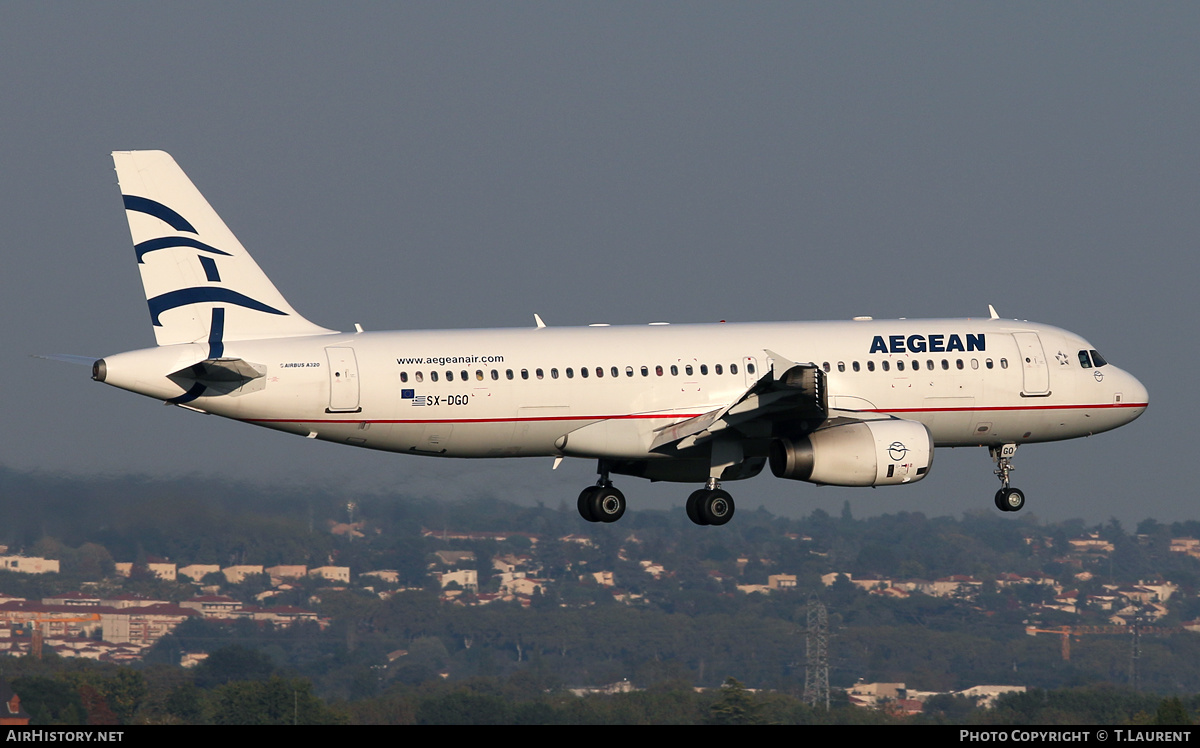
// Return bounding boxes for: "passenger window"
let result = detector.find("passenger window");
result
[535,368,544,380]
[715,364,723,375]
[431,371,439,382]
[566,368,574,378]
[897,361,905,371]
[730,363,739,375]
[986,359,994,369]
[596,367,604,378]
[1000,358,1008,369]
[881,360,889,372]
[491,369,499,380]
[400,372,408,383]
[956,359,963,370]
[611,366,619,377]
[521,369,529,380]
[700,364,708,375]
[671,365,679,376]
[641,366,649,377]
[476,370,484,381]
[852,361,860,372]
[551,368,559,379]
[580,367,589,378]
[748,363,756,374]
[942,359,949,370]
[822,362,830,373]
[415,371,424,382]
[446,371,454,382]
[506,369,514,380]
[656,365,664,376]
[685,365,694,376]
[911,360,919,371]
[971,359,978,370]
[867,361,875,372]
[837,362,846,372]
[460,370,468,381]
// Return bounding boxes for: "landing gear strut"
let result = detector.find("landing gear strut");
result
[578,462,626,523]
[991,444,1025,512]
[686,477,736,526]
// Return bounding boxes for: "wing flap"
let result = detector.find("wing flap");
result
[650,350,828,453]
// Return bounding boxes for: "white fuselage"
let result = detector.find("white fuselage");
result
[98,317,1148,474]
[92,150,1149,522]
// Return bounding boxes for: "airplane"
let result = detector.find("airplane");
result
[84,150,1148,526]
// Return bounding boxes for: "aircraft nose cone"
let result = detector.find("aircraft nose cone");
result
[1121,370,1148,423]
[1129,373,1149,408]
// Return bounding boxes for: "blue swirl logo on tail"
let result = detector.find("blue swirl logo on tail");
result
[147,288,286,326]
[122,195,196,232]
[124,194,291,327]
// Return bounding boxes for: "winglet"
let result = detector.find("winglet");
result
[534,314,546,329]
[988,304,1000,320]
[764,348,800,376]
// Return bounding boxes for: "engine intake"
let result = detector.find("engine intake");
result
[769,419,933,487]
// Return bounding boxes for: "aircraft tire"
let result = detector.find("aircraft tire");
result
[686,490,708,526]
[578,487,601,522]
[698,489,735,526]
[590,486,626,523]
[998,487,1025,512]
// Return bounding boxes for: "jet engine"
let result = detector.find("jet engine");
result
[769,419,933,487]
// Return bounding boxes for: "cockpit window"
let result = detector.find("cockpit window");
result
[1090,349,1108,367]
[1078,350,1093,368]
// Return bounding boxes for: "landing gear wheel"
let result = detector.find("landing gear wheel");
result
[990,444,1024,513]
[996,487,1025,512]
[578,486,601,522]
[696,492,729,525]
[589,486,626,523]
[686,490,708,526]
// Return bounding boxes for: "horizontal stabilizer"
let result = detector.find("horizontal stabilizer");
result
[166,357,266,401]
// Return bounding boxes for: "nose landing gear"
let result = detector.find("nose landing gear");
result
[991,444,1025,512]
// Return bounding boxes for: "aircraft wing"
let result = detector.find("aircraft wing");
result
[649,349,829,453]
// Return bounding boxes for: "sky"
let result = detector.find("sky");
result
[1,3,1196,526]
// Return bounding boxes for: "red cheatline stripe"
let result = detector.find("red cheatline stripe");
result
[242,413,707,425]
[241,401,1145,426]
[864,402,1148,414]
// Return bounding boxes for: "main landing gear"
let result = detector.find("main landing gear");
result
[686,478,736,526]
[575,463,737,526]
[577,482,626,523]
[991,443,1025,512]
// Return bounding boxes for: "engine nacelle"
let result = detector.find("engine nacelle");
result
[769,419,934,487]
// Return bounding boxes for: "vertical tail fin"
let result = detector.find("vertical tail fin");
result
[113,150,334,347]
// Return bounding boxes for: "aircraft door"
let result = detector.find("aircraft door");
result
[1012,333,1050,396]
[326,347,362,412]
[744,356,759,388]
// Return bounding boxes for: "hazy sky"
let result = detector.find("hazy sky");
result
[2,3,1195,525]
